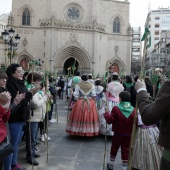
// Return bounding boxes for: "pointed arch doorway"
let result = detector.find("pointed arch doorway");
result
[63,57,79,75]
[55,46,91,75]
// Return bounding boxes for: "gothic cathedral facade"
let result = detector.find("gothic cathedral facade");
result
[8,0,132,76]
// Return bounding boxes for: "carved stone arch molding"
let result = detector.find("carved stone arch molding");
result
[14,50,34,63]
[18,4,34,26]
[110,14,124,26]
[106,58,125,74]
[55,45,91,73]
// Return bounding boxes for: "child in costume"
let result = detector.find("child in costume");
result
[104,91,136,170]
[95,79,113,136]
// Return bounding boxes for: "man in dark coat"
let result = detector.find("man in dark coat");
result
[135,79,170,170]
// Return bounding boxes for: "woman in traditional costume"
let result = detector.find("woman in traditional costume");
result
[132,112,163,170]
[107,72,124,112]
[66,74,99,136]
[132,78,164,170]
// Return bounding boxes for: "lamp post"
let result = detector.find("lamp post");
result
[2,28,20,65]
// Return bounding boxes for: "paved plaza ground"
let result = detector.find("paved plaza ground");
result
[18,99,122,170]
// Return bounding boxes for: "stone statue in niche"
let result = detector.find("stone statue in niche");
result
[22,37,27,47]
[69,32,78,44]
[114,46,119,57]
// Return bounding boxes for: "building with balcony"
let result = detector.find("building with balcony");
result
[147,7,170,52]
[131,27,142,75]
[145,30,170,76]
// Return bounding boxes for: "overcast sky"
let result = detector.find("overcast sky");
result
[0,0,170,30]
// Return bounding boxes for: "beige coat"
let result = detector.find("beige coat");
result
[29,92,47,122]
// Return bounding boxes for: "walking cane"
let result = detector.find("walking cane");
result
[103,65,110,170]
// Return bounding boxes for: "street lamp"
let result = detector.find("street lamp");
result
[2,28,20,65]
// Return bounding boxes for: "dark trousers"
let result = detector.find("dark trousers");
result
[26,122,39,161]
[0,162,3,170]
[160,157,170,170]
[48,103,54,120]
[58,89,63,99]
[111,135,131,161]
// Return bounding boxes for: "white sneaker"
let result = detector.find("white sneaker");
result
[44,134,51,141]
[51,118,56,122]
[49,119,56,123]
[35,146,40,152]
[41,135,45,142]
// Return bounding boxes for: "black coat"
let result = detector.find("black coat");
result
[6,77,32,123]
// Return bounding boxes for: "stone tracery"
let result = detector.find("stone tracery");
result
[39,18,106,32]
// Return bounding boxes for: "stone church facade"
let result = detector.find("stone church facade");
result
[6,0,132,76]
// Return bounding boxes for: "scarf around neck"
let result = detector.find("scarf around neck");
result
[118,101,134,118]
[124,82,134,88]
[7,76,28,93]
[78,81,93,95]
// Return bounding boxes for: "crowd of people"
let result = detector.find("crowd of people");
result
[0,64,58,170]
[65,68,168,170]
[0,64,169,170]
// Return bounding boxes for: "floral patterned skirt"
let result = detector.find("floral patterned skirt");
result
[66,98,99,136]
[96,99,113,136]
[132,126,163,170]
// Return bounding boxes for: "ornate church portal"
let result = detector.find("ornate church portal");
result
[56,45,91,75]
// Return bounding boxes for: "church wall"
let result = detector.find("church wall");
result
[100,0,130,34]
[12,0,47,27]
[8,0,131,75]
[0,38,5,66]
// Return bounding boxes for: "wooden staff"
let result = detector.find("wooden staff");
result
[53,68,59,123]
[55,95,59,123]
[128,17,150,170]
[103,64,110,170]
[44,56,49,163]
[29,60,35,170]
[72,58,76,76]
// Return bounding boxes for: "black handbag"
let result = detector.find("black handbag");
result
[0,136,14,161]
